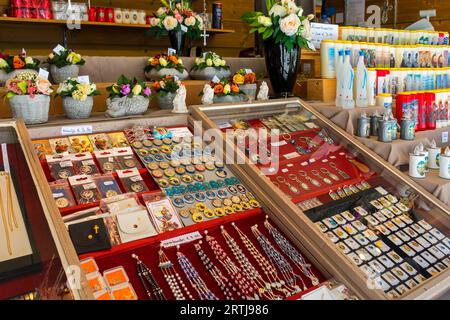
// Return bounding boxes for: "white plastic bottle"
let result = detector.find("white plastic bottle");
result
[355,50,368,107]
[342,49,355,109]
[335,49,344,107]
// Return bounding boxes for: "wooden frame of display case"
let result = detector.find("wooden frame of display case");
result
[22,110,385,300]
[190,98,450,300]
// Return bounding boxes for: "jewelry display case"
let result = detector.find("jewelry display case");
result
[190,98,450,300]
[23,112,368,300]
[0,120,90,300]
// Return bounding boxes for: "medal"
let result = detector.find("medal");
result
[142,156,154,164]
[181,174,193,183]
[55,197,69,208]
[105,190,118,198]
[172,197,185,208]
[159,145,172,154]
[205,191,216,200]
[217,189,228,199]
[142,139,153,147]
[239,194,249,202]
[170,160,181,167]
[223,199,233,206]
[214,208,225,217]
[236,184,247,193]
[224,206,234,215]
[195,164,206,172]
[185,165,196,173]
[193,173,204,182]
[154,154,164,162]
[80,189,94,201]
[194,192,206,202]
[159,161,170,170]
[147,162,159,170]
[132,141,143,149]
[58,169,72,179]
[169,177,181,186]
[232,203,243,212]
[215,161,224,169]
[212,199,222,207]
[162,137,172,145]
[151,169,164,178]
[137,149,148,157]
[195,202,207,212]
[79,165,93,175]
[149,147,159,155]
[164,168,176,177]
[157,179,169,188]
[102,162,115,172]
[215,169,228,178]
[153,139,163,146]
[227,185,238,194]
[249,199,260,208]
[204,209,215,219]
[179,210,190,219]
[241,202,251,210]
[192,212,204,223]
[175,166,186,175]
[124,159,136,168]
[131,182,145,192]
[183,194,195,204]
[231,196,241,204]
[204,162,215,171]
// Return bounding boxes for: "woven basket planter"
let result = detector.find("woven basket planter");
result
[9,94,50,124]
[63,96,93,119]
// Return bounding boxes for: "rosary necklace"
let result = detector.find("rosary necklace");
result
[264,217,320,286]
[232,222,298,298]
[132,254,166,300]
[158,247,193,300]
[0,172,19,256]
[251,224,304,292]
[204,231,258,300]
[176,246,218,300]
[194,241,237,300]
[221,226,279,300]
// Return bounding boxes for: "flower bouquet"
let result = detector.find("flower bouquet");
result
[232,69,258,100]
[208,78,246,104]
[47,48,85,83]
[241,0,314,96]
[144,53,188,80]
[5,71,52,124]
[149,0,203,56]
[190,51,231,80]
[0,52,40,85]
[152,75,182,109]
[106,75,152,117]
[56,78,100,119]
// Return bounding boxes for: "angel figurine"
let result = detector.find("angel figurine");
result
[257,81,269,101]
[202,84,214,105]
[172,84,188,113]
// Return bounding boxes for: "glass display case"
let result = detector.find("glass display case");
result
[190,98,450,300]
[23,112,364,300]
[0,120,90,300]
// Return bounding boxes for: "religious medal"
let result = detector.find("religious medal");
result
[124,159,136,168]
[152,169,164,179]
[172,197,185,208]
[131,182,145,192]
[193,173,205,182]
[214,208,226,217]
[58,169,73,179]
[181,174,193,183]
[217,189,228,199]
[203,209,215,219]
[157,179,170,188]
[205,190,216,200]
[147,162,159,171]
[105,190,118,198]
[55,197,69,208]
[224,206,234,215]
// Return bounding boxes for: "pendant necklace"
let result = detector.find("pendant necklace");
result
[177,247,218,300]
[132,254,166,300]
[194,241,237,300]
[232,222,298,298]
[320,168,340,181]
[251,225,304,292]
[298,170,321,187]
[158,247,193,300]
[329,162,350,179]
[288,174,310,190]
[264,217,320,286]
[276,176,299,194]
[221,226,278,300]
[204,231,257,300]
[311,170,333,185]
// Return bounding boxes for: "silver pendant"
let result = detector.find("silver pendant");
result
[328,172,340,181]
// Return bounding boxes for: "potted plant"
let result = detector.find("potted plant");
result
[56,78,100,119]
[5,71,52,124]
[144,53,188,80]
[149,0,203,56]
[152,75,182,109]
[190,51,231,80]
[208,78,246,104]
[47,48,85,83]
[105,75,152,118]
[241,0,315,97]
[0,52,39,86]
[232,69,258,100]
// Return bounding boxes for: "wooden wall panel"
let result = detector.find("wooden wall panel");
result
[326,0,450,32]
[0,0,255,57]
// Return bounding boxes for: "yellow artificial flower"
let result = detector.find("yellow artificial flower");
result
[233,74,245,85]
[67,52,82,64]
[72,89,88,101]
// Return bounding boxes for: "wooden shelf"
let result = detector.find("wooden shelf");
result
[0,16,235,33]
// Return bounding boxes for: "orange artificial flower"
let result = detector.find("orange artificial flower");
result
[231,84,240,93]
[153,81,161,90]
[13,56,25,69]
[169,56,178,64]
[150,58,159,66]
[214,84,224,94]
[244,73,256,84]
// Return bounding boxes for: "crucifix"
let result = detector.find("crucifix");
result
[201,0,209,46]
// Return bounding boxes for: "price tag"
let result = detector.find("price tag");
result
[211,75,220,83]
[38,68,49,80]
[161,231,202,248]
[53,44,66,55]
[281,168,289,173]
[53,193,64,198]
[442,131,449,143]
[283,152,300,159]
[181,25,188,33]
[168,48,177,56]
[245,68,253,74]
[174,75,179,81]
[310,22,339,49]
[61,125,93,136]
[168,127,193,138]
[103,181,114,186]
[217,121,232,129]
[77,75,90,84]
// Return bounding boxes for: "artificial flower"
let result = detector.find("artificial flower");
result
[214,84,224,94]
[174,12,183,22]
[133,84,142,95]
[233,74,245,85]
[269,4,287,17]
[244,73,257,84]
[72,89,88,101]
[13,56,25,69]
[0,58,7,68]
[159,57,168,67]
[169,55,178,64]
[112,84,120,94]
[67,52,82,64]
[150,58,159,66]
[48,53,55,60]
[121,84,131,96]
[178,58,183,65]
[163,16,178,31]
[206,59,213,67]
[36,77,53,95]
[280,13,301,37]
[223,84,231,94]
[143,87,152,96]
[301,19,312,40]
[25,57,34,64]
[213,59,222,67]
[153,81,161,90]
[184,16,196,26]
[156,7,167,17]
[257,16,272,27]
[231,84,240,93]
[287,1,300,14]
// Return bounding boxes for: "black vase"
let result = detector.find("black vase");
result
[264,38,301,97]
[169,30,190,56]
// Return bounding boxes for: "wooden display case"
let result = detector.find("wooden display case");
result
[190,98,450,300]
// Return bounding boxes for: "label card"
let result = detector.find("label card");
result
[53,44,66,55]
[211,75,220,83]
[77,75,90,84]
[61,125,93,136]
[310,23,339,49]
[38,68,49,80]
[180,25,188,33]
[442,131,448,143]
[168,48,177,56]
[161,231,202,248]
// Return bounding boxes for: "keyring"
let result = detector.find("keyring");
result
[282,133,291,141]
[276,176,286,183]
[298,170,307,177]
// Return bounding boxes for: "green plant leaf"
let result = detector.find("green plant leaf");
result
[18,81,27,94]
[6,92,15,99]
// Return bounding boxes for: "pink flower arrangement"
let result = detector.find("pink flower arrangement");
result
[5,73,53,99]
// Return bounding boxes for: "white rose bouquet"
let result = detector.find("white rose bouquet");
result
[149,0,203,40]
[241,0,315,52]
